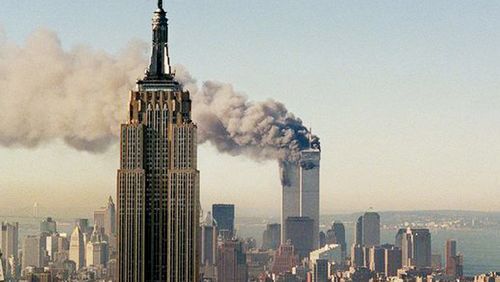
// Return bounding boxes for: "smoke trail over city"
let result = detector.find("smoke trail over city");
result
[0,29,319,163]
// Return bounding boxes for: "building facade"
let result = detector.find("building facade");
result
[300,149,321,249]
[117,1,200,281]
[0,222,18,279]
[212,204,235,239]
[217,239,248,282]
[362,212,380,247]
[401,228,431,269]
[262,223,281,250]
[285,217,314,260]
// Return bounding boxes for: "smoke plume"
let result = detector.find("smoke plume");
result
[0,29,319,162]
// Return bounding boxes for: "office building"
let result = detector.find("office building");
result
[355,216,363,245]
[116,2,200,280]
[271,241,298,274]
[362,212,380,247]
[280,160,301,243]
[369,246,385,273]
[40,218,57,235]
[285,216,314,259]
[262,223,281,250]
[69,226,85,270]
[22,235,43,269]
[93,210,105,232]
[326,221,346,260]
[309,244,342,267]
[312,259,329,282]
[201,212,217,266]
[383,245,402,277]
[217,239,248,282]
[94,197,116,238]
[75,219,90,235]
[401,228,431,269]
[86,227,109,268]
[212,204,235,239]
[300,148,321,249]
[445,239,463,278]
[351,244,364,267]
[0,222,18,279]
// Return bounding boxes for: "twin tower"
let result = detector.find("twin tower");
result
[281,147,321,249]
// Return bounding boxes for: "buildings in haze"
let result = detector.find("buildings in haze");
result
[362,212,380,247]
[201,212,217,266]
[383,245,402,277]
[217,239,248,282]
[285,216,314,260]
[212,204,235,239]
[0,222,18,280]
[271,241,299,275]
[401,228,432,270]
[312,258,329,282]
[22,235,43,269]
[262,223,281,250]
[69,226,85,270]
[325,221,346,260]
[352,212,381,250]
[445,239,463,278]
[116,1,200,280]
[85,225,109,268]
[40,218,57,235]
[94,197,116,238]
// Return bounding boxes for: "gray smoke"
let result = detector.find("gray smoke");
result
[0,29,319,162]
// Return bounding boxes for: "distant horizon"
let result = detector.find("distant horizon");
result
[2,208,500,221]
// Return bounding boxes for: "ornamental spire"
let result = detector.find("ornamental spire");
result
[145,0,171,79]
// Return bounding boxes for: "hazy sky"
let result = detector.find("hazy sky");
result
[1,0,500,218]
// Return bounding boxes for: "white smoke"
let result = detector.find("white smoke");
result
[0,29,318,161]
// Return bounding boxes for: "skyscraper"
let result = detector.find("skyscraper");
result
[217,239,248,282]
[312,259,329,282]
[69,226,85,270]
[0,222,18,280]
[401,228,431,269]
[22,235,43,269]
[201,212,217,266]
[280,161,301,242]
[40,217,57,235]
[285,216,314,259]
[271,241,299,275]
[445,239,463,278]
[104,196,116,237]
[383,245,402,277]
[355,216,363,245]
[262,223,281,250]
[300,148,321,249]
[362,212,380,247]
[326,221,346,260]
[212,204,235,239]
[117,1,200,281]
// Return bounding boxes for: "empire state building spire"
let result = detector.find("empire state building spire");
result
[146,0,172,79]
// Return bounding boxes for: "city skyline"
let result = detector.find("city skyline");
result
[2,1,500,217]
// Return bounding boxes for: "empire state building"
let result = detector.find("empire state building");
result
[117,1,200,281]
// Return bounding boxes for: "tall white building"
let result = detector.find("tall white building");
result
[280,146,321,249]
[69,226,85,270]
[300,148,321,248]
[280,161,301,241]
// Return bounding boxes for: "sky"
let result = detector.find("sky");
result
[1,0,500,218]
